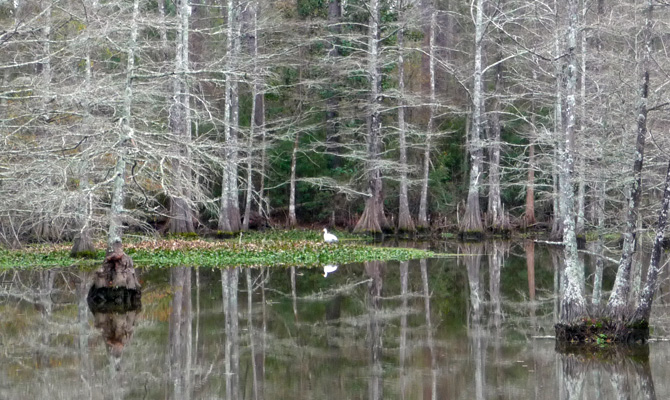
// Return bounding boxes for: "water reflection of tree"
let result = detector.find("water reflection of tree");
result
[222,267,240,400]
[88,271,141,400]
[556,347,657,400]
[398,260,409,400]
[168,266,193,399]
[421,258,438,400]
[246,268,263,400]
[488,241,508,393]
[462,242,486,400]
[365,260,383,400]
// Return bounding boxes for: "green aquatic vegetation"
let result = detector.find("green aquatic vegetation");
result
[0,231,434,269]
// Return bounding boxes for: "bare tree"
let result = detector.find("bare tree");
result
[108,0,140,249]
[557,0,586,323]
[168,0,196,234]
[417,6,437,231]
[353,0,389,233]
[396,0,415,233]
[606,0,652,319]
[219,0,242,233]
[242,0,263,231]
[459,0,486,237]
[631,159,670,324]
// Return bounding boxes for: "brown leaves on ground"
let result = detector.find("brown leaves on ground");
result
[20,237,336,255]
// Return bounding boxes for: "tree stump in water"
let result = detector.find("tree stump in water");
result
[555,318,649,345]
[87,240,141,311]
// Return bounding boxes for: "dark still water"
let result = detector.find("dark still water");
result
[2,241,670,399]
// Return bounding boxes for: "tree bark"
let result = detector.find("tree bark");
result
[607,0,651,319]
[592,180,606,306]
[551,5,564,240]
[631,159,670,323]
[326,0,342,169]
[108,0,139,248]
[575,0,588,237]
[487,55,506,232]
[91,240,141,291]
[169,0,195,234]
[558,0,586,324]
[288,131,299,227]
[418,8,436,230]
[243,0,262,231]
[219,0,242,233]
[525,143,536,227]
[460,0,486,236]
[396,2,415,233]
[71,11,96,256]
[354,0,389,233]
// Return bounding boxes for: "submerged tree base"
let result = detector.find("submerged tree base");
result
[555,318,649,345]
[458,230,485,241]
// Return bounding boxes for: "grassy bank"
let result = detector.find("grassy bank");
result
[0,230,435,269]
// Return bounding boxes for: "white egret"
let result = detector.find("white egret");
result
[323,264,338,277]
[322,228,338,244]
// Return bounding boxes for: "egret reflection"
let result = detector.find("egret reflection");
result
[323,264,338,277]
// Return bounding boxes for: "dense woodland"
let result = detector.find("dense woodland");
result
[4,0,670,337]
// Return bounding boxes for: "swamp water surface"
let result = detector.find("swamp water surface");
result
[2,241,670,399]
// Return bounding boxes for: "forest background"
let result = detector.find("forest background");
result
[2,0,670,249]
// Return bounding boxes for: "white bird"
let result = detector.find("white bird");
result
[323,264,338,277]
[322,228,338,244]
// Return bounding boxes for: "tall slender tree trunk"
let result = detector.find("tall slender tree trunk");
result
[219,0,242,233]
[558,0,586,324]
[551,4,564,240]
[169,0,195,234]
[607,0,651,319]
[258,119,269,221]
[632,159,670,323]
[575,161,586,236]
[487,56,505,232]
[354,0,388,233]
[326,0,342,167]
[525,143,536,227]
[460,0,486,236]
[243,0,262,231]
[592,180,606,306]
[71,7,96,256]
[288,130,299,227]
[575,0,588,237]
[418,8,436,230]
[34,0,54,241]
[396,2,415,233]
[108,0,139,248]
